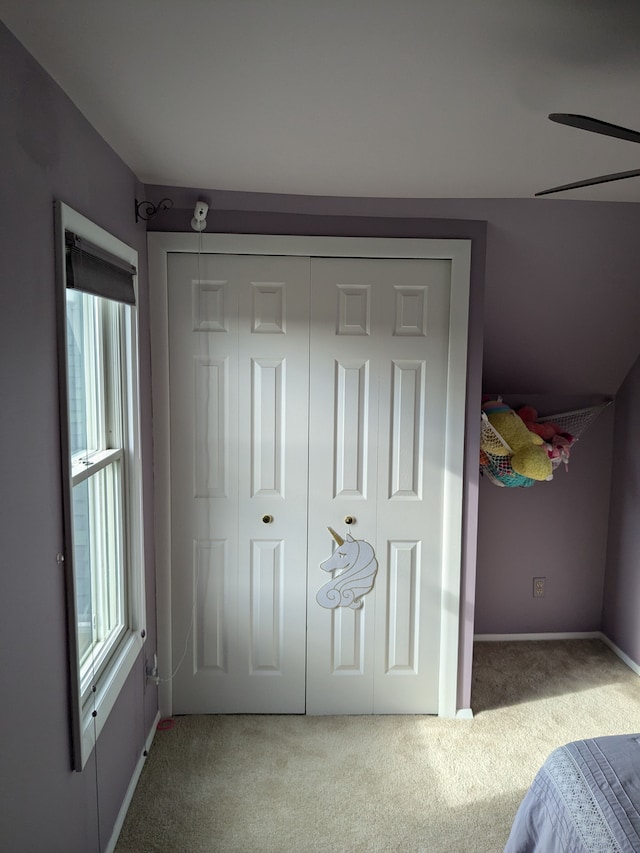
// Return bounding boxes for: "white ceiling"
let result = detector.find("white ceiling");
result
[4,0,640,201]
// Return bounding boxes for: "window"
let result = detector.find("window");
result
[55,202,145,771]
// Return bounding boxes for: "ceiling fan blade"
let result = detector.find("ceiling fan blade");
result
[549,113,640,144]
[536,168,640,196]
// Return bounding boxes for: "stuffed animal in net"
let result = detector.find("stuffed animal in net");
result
[517,406,576,470]
[481,400,553,481]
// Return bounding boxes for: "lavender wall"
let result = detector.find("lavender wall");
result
[475,396,614,635]
[143,201,486,711]
[0,23,156,852]
[146,188,640,398]
[145,186,640,697]
[602,353,640,662]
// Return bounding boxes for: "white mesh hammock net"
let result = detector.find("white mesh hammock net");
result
[480,401,611,488]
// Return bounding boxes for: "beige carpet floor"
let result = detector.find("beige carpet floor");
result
[115,640,640,853]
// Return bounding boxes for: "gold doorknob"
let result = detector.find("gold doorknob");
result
[262,514,273,524]
[344,516,355,525]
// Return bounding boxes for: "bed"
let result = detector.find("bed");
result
[504,734,640,852]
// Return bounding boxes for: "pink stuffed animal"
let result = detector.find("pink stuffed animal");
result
[548,434,574,470]
[516,406,575,470]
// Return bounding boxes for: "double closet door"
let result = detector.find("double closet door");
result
[167,248,464,716]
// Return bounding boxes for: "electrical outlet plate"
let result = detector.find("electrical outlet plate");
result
[533,577,546,598]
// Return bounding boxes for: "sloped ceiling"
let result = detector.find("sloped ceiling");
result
[3,0,640,200]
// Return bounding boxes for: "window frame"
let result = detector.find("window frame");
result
[55,201,146,771]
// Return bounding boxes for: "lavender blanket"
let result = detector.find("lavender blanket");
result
[504,735,640,852]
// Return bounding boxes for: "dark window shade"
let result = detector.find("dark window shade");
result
[65,232,137,305]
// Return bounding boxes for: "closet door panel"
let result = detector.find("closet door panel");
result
[307,257,452,715]
[168,252,310,713]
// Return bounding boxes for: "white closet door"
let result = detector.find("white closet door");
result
[164,247,464,717]
[167,253,310,713]
[306,257,452,714]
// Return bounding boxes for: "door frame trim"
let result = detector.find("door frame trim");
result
[149,233,471,718]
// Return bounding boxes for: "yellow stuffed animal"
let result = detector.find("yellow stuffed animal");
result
[481,400,552,481]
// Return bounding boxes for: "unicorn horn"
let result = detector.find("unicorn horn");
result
[327,527,344,547]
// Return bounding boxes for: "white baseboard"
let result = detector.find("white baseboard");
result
[474,631,601,642]
[473,631,640,676]
[455,708,474,720]
[599,634,640,678]
[106,711,161,853]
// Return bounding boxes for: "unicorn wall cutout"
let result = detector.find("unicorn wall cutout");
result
[316,527,379,610]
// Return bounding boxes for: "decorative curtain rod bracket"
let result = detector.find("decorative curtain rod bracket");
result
[135,198,174,223]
